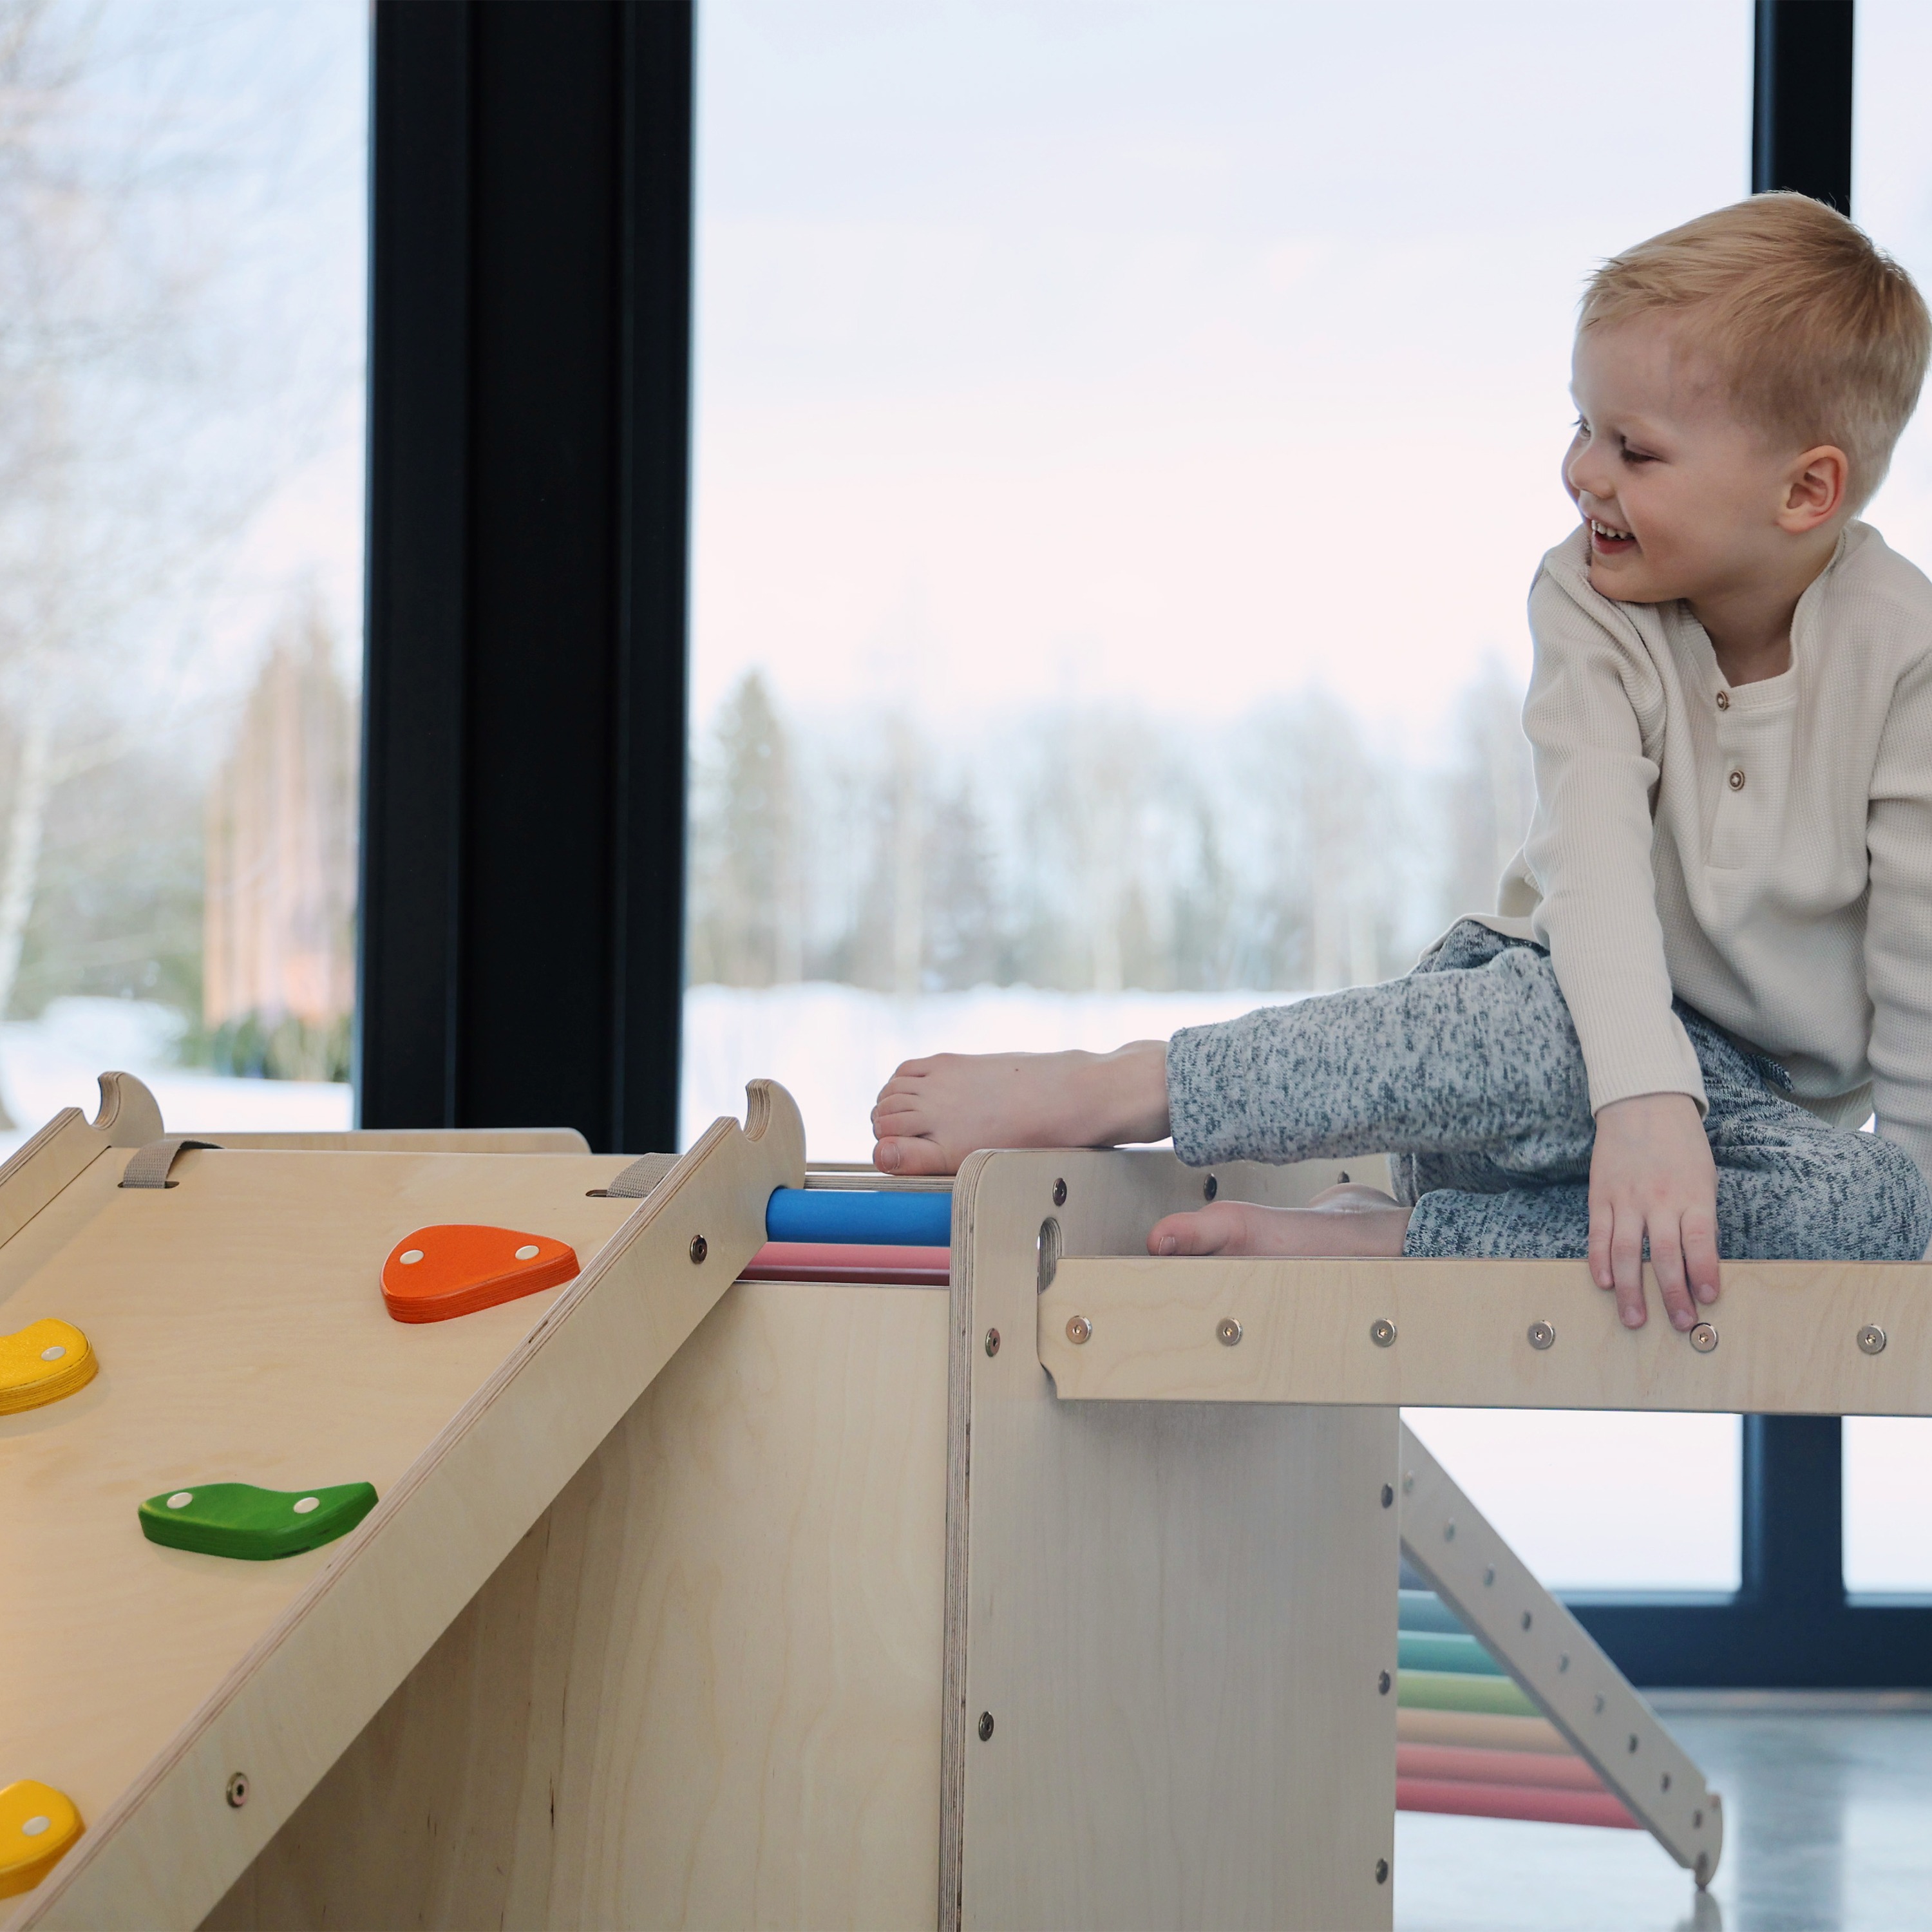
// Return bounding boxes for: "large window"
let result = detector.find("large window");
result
[0,0,366,1156]
[687,0,1752,1589]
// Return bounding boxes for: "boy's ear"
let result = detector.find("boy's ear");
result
[1779,446,1850,531]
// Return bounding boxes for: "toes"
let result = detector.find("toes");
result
[872,1135,956,1178]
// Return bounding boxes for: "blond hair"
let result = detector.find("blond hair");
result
[1581,194,1931,509]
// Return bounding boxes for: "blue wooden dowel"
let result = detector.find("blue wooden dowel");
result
[765,1188,952,1247]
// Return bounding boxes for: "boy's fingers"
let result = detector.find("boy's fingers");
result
[1609,1204,1647,1327]
[1683,1209,1721,1304]
[1587,1196,1615,1292]
[1649,1213,1696,1332]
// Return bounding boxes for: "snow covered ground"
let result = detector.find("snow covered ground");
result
[6,987,1929,1590]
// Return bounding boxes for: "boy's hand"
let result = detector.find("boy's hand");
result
[1588,1092,1719,1331]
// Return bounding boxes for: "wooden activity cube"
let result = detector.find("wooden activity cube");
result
[6,1072,1909,1927]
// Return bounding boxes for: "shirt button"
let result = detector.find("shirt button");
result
[1728,769,1746,791]
[1716,690,1731,710]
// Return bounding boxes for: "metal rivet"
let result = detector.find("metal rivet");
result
[978,1712,994,1741]
[1662,1772,1672,1792]
[1716,690,1730,711]
[1858,1323,1888,1356]
[1520,1611,1532,1631]
[1558,1653,1570,1673]
[1378,1670,1391,1694]
[1728,768,1745,791]
[1482,1566,1495,1587]
[1527,1320,1555,1350]
[226,1772,249,1808]
[1052,1178,1067,1207]
[1066,1315,1092,1345]
[1689,1321,1718,1352]
[1380,1483,1394,1509]
[1370,1318,1397,1349]
[689,1235,708,1264]
[985,1329,1001,1357]
[1595,1694,1606,1714]
[1217,1316,1242,1347]
[1375,1857,1390,1885]
[1443,1522,1455,1542]
[1203,1174,1218,1201]
[1629,1734,1640,1753]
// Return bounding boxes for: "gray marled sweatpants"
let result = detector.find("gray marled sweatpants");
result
[1166,920,1932,1262]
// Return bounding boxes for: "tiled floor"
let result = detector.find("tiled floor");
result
[1396,1703,1932,1932]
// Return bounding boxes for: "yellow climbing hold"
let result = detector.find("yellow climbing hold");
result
[0,1320,97,1416]
[0,1780,84,1897]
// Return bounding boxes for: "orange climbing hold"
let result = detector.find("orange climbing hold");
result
[380,1225,580,1323]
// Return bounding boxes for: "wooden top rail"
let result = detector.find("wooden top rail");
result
[1037,1255,1932,1415]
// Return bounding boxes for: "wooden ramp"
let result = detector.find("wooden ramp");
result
[0,1074,800,1931]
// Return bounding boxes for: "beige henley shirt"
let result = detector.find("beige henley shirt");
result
[1487,519,1932,1189]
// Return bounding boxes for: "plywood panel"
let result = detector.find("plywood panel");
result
[6,1088,802,1932]
[1039,1255,1932,1416]
[203,1278,950,1931]
[945,1149,1399,1932]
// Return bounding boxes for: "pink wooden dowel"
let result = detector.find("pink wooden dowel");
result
[1397,1776,1638,1830]
[740,1242,950,1285]
[1398,1743,1604,1793]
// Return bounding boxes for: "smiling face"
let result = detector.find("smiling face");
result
[1563,314,1842,611]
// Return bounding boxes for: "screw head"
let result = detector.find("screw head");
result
[1052,1177,1067,1206]
[225,1772,249,1808]
[1203,1174,1218,1200]
[1520,1611,1532,1631]
[1482,1566,1495,1587]
[689,1235,708,1265]
[985,1328,1001,1357]
[1689,1321,1718,1353]
[1661,1772,1672,1792]
[1370,1318,1397,1349]
[1375,1857,1390,1885]
[1378,1669,1391,1694]
[1443,1521,1455,1542]
[1628,1734,1639,1753]
[1217,1316,1242,1347]
[978,1711,994,1741]
[1858,1323,1888,1356]
[1066,1314,1092,1345]
[1380,1482,1394,1509]
[1527,1320,1555,1350]
[1558,1652,1569,1673]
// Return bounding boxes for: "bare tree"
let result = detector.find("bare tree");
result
[0,0,354,1122]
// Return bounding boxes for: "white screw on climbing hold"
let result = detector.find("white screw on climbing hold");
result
[167,1492,193,1509]
[21,1816,49,1837]
[515,1245,539,1260]
[399,1249,424,1265]
[292,1497,320,1515]
[40,1345,64,1361]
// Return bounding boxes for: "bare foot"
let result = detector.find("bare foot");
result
[1147,1183,1412,1257]
[871,1042,1170,1176]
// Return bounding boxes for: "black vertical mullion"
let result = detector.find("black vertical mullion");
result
[1741,0,1856,1631]
[359,2,693,1150]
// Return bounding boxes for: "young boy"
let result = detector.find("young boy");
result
[870,194,1932,1335]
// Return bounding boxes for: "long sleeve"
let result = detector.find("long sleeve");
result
[1864,650,1932,1186]
[1517,557,1707,1116]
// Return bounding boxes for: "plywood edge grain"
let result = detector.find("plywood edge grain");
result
[182,1128,592,1154]
[8,1083,807,1932]
[1037,1255,1932,1414]
[0,1074,165,1255]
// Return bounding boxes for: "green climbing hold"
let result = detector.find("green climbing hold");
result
[137,1481,378,1561]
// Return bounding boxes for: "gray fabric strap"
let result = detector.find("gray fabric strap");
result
[603,1151,679,1199]
[120,1137,224,1189]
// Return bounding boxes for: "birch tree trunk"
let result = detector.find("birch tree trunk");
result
[0,682,54,1130]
